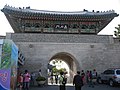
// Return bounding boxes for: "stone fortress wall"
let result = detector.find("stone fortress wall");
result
[5,33,120,82]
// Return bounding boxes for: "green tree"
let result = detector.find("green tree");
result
[58,68,67,73]
[52,67,58,74]
[50,59,67,75]
[114,24,120,38]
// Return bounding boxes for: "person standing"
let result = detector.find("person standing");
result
[73,71,83,90]
[88,71,94,88]
[92,69,98,85]
[30,72,35,86]
[50,73,54,84]
[81,70,86,84]
[23,70,31,90]
[18,73,23,90]
[55,74,58,84]
[86,70,90,84]
[59,72,66,90]
[38,69,42,76]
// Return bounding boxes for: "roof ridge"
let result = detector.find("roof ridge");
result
[3,5,117,15]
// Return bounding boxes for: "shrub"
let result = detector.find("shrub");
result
[36,76,46,81]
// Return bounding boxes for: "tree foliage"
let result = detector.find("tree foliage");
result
[114,24,120,38]
[50,59,68,75]
[52,67,67,74]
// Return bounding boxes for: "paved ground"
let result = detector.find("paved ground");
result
[27,84,120,90]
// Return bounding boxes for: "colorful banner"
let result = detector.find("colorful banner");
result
[0,69,11,90]
[0,39,18,90]
[11,41,18,90]
[1,39,12,69]
[0,39,3,68]
[11,41,18,76]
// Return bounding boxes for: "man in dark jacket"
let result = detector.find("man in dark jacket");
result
[59,72,66,90]
[73,71,83,90]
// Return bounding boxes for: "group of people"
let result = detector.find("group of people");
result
[17,69,42,90]
[18,70,31,90]
[17,69,98,90]
[73,69,98,90]
[59,69,98,90]
[49,73,59,84]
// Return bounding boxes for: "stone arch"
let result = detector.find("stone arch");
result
[48,52,80,83]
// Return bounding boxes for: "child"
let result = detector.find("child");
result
[18,73,23,90]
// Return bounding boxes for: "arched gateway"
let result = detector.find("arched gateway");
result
[49,52,80,83]
[1,5,120,85]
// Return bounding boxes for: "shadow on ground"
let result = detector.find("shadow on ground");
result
[28,84,120,90]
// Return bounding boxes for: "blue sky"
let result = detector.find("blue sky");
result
[0,0,120,36]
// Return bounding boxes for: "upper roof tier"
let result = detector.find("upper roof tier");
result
[1,5,119,18]
[1,5,119,34]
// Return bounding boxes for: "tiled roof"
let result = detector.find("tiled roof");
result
[2,5,118,17]
[1,5,119,34]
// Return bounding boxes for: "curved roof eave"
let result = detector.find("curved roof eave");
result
[1,5,119,17]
